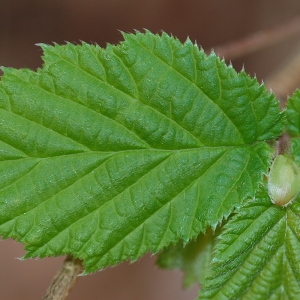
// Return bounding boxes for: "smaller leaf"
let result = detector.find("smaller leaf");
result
[157,228,220,288]
[199,187,300,300]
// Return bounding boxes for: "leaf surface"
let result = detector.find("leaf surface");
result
[287,90,300,163]
[0,32,283,273]
[287,90,300,137]
[199,188,300,300]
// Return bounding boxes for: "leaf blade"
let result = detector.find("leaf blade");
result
[0,32,283,273]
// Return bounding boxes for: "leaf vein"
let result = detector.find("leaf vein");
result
[32,152,172,250]
[132,38,245,143]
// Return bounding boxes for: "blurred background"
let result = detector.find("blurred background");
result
[1,1,300,299]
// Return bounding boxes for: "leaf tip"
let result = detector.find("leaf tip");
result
[36,43,54,52]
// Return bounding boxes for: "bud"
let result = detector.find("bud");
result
[268,155,300,207]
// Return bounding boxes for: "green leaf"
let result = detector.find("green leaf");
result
[291,138,300,164]
[287,89,300,137]
[287,90,300,164]
[157,228,220,288]
[0,31,283,273]
[199,187,300,300]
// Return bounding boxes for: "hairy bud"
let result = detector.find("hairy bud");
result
[268,155,300,207]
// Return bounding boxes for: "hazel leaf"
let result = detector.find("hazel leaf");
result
[0,31,283,273]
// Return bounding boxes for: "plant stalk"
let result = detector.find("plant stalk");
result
[42,255,84,300]
[212,15,300,60]
[265,44,300,101]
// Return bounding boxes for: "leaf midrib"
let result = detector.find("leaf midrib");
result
[124,36,246,144]
[28,148,234,259]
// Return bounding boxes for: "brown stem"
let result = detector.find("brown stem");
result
[275,133,290,155]
[42,255,84,300]
[212,16,300,60]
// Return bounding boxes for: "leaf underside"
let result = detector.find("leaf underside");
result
[157,228,220,288]
[0,31,283,273]
[199,187,300,300]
